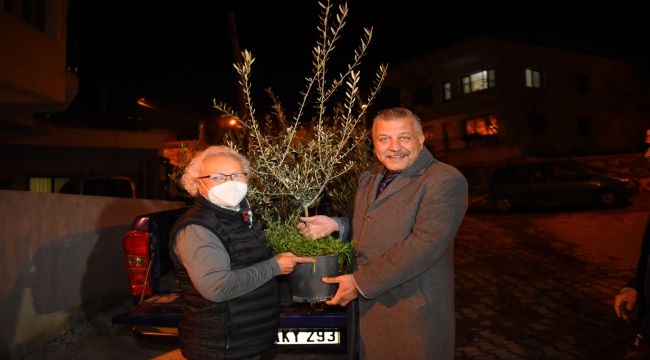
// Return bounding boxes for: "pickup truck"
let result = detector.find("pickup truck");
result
[111,206,356,358]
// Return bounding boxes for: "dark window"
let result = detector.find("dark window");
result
[578,117,591,136]
[376,85,400,108]
[528,113,546,134]
[82,179,134,198]
[576,75,590,93]
[59,177,136,198]
[15,0,45,32]
[413,85,433,106]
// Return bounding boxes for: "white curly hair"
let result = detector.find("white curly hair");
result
[180,145,251,196]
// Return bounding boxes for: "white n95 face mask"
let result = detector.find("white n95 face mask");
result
[207,181,248,208]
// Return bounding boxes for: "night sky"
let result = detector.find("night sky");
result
[63,1,646,137]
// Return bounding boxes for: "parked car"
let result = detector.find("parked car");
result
[489,160,640,212]
[111,207,356,358]
[58,176,136,198]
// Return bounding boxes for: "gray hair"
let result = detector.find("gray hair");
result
[181,145,251,196]
[372,107,423,135]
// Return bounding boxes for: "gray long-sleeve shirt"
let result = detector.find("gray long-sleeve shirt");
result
[173,224,281,302]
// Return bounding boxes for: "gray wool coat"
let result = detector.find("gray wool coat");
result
[351,148,468,360]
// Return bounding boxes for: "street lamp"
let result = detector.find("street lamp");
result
[136,97,161,111]
[226,116,241,128]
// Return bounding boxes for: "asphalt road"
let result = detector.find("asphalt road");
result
[21,193,650,359]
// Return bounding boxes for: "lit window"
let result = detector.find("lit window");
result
[29,177,69,193]
[461,70,495,94]
[525,68,542,88]
[465,115,499,136]
[442,82,452,101]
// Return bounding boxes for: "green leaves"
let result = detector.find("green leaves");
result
[265,223,353,272]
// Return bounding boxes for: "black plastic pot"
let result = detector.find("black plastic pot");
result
[288,254,340,303]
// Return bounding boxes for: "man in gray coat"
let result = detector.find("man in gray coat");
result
[298,107,468,359]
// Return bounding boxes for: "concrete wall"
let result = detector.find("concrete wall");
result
[0,190,185,359]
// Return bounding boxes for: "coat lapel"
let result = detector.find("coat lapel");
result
[370,170,383,202]
[377,175,407,198]
[371,149,435,201]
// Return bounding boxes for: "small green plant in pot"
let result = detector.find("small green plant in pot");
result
[265,223,353,273]
[215,0,386,301]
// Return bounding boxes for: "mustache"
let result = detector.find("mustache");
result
[386,150,410,157]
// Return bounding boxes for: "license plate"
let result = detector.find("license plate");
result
[276,330,340,345]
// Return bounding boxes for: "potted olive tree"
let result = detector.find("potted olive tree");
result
[215,0,386,302]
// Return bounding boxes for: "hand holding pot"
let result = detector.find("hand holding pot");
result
[274,252,315,275]
[323,274,359,306]
[298,215,339,239]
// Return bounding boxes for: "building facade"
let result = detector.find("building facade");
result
[0,0,77,128]
[385,36,649,164]
[0,1,179,199]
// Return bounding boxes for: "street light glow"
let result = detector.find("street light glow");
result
[136,97,161,111]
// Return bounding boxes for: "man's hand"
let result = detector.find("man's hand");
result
[323,274,359,306]
[274,252,314,275]
[614,287,637,321]
[297,215,339,239]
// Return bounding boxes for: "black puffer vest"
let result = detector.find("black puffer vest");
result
[169,196,279,359]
